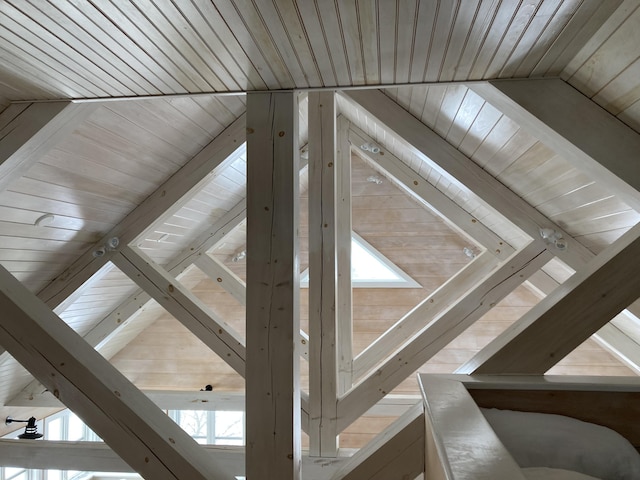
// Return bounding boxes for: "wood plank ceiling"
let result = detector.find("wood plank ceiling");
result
[0,0,639,472]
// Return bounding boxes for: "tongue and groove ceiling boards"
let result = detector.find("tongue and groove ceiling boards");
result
[0,1,639,479]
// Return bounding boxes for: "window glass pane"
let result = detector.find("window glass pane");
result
[214,411,243,443]
[46,417,63,441]
[68,413,84,441]
[6,469,27,480]
[177,411,208,440]
[5,467,25,477]
[47,470,63,480]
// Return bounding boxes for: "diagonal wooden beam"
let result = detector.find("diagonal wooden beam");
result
[0,266,226,479]
[336,115,354,396]
[526,270,640,375]
[0,101,99,193]
[330,402,424,480]
[0,101,98,358]
[7,200,247,406]
[35,113,246,310]
[469,78,640,211]
[349,125,514,260]
[337,242,553,432]
[352,250,499,380]
[342,89,595,269]
[461,223,640,374]
[246,92,301,480]
[343,89,640,386]
[308,91,339,456]
[195,253,247,305]
[194,253,310,360]
[0,111,244,363]
[112,245,246,376]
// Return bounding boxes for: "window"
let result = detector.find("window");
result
[1,409,244,479]
[168,410,244,445]
[301,232,421,288]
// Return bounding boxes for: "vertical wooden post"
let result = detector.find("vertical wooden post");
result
[336,116,353,395]
[308,91,339,456]
[246,92,301,480]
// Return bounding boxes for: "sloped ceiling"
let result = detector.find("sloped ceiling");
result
[0,0,639,473]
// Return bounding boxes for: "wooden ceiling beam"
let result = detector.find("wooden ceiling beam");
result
[0,101,98,193]
[34,113,246,310]
[194,253,310,361]
[113,245,246,375]
[7,200,247,407]
[330,402,424,480]
[352,250,499,380]
[469,78,640,212]
[526,270,640,375]
[1,113,246,408]
[307,91,340,457]
[0,440,352,480]
[0,267,225,479]
[246,91,301,480]
[342,89,595,269]
[194,253,246,305]
[348,125,515,260]
[0,101,98,358]
[461,223,640,374]
[6,387,418,417]
[337,242,553,431]
[343,88,640,378]
[336,115,354,396]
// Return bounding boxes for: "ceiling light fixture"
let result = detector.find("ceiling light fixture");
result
[539,228,568,251]
[92,236,121,258]
[232,249,246,262]
[463,247,477,259]
[360,142,381,154]
[5,416,43,439]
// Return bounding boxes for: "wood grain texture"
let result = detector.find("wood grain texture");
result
[0,265,225,480]
[246,92,301,479]
[465,224,640,375]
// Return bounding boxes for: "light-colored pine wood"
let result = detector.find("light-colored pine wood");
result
[349,124,513,259]
[0,101,98,193]
[336,116,354,395]
[0,440,354,480]
[246,92,301,480]
[113,245,247,375]
[464,223,640,374]
[0,265,224,480]
[470,78,640,211]
[343,89,596,270]
[352,251,499,380]
[195,253,246,306]
[434,374,640,451]
[338,243,553,431]
[330,402,424,480]
[307,91,339,456]
[34,113,245,309]
[420,375,527,480]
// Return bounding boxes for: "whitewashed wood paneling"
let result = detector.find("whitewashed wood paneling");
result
[0,0,623,101]
[564,0,640,133]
